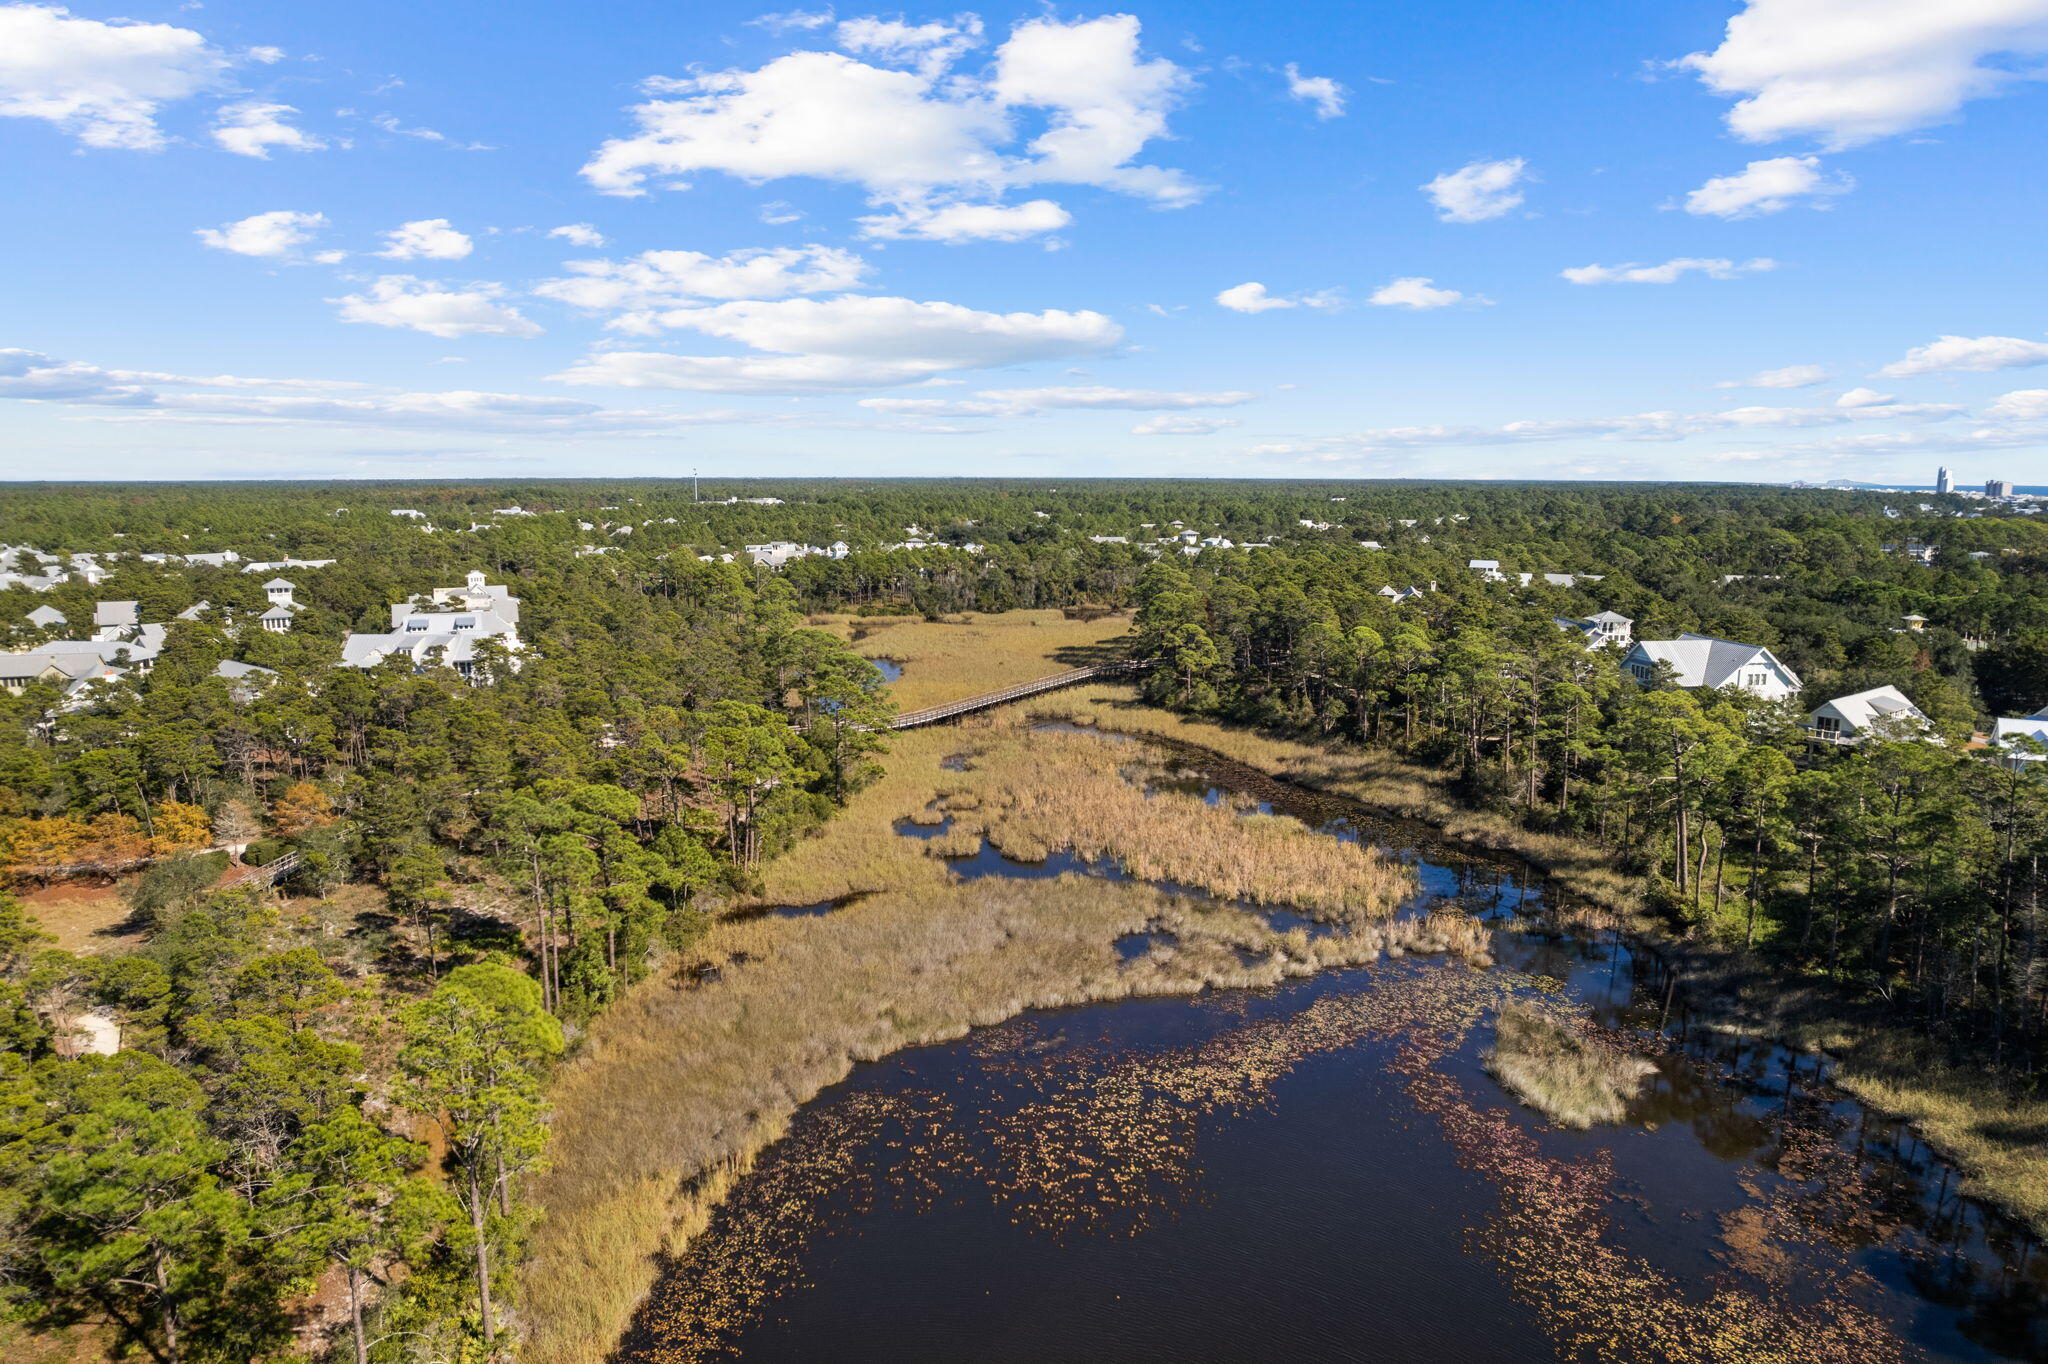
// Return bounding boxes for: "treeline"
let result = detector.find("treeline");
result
[0,553,892,1361]
[1128,550,2048,1073]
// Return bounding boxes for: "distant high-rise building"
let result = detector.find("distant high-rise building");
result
[1936,465,1953,494]
[1988,479,2017,499]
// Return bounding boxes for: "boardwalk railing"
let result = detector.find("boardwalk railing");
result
[888,660,1149,730]
[218,849,303,890]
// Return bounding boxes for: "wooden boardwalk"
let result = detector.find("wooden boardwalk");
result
[887,660,1147,730]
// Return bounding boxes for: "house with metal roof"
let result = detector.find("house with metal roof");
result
[339,570,522,681]
[1805,686,1930,745]
[1622,633,1802,700]
[1554,611,1633,649]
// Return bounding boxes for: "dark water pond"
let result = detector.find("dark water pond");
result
[871,658,904,683]
[624,734,2048,1364]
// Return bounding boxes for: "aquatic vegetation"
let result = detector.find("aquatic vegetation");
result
[522,715,1421,1364]
[1482,1003,1655,1128]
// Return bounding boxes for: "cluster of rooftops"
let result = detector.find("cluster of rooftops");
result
[0,570,523,705]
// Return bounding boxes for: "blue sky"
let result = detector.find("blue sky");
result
[3,0,2047,483]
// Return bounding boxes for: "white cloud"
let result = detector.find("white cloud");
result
[858,197,1071,242]
[0,3,233,149]
[551,294,1121,393]
[210,100,323,158]
[860,385,1255,417]
[750,8,837,32]
[1422,157,1529,222]
[368,113,490,150]
[333,276,541,339]
[1988,389,2048,419]
[835,14,983,75]
[760,201,803,225]
[0,344,968,438]
[195,209,327,258]
[1369,277,1480,310]
[1679,0,2048,149]
[547,223,607,248]
[535,244,870,319]
[1561,256,1777,285]
[1880,334,2048,376]
[1133,413,1239,435]
[1217,282,1290,313]
[1683,155,1853,218]
[377,218,474,261]
[1835,386,1895,407]
[1215,281,1341,313]
[1283,63,1346,119]
[581,14,1194,240]
[1719,363,1831,389]
[1243,397,1964,457]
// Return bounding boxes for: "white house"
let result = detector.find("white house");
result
[1992,710,2048,766]
[745,541,823,568]
[25,605,65,629]
[340,570,522,681]
[1622,634,1802,700]
[1468,558,1507,581]
[1805,686,1930,745]
[1554,611,1633,649]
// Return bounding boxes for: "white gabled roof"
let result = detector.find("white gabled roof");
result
[1812,685,1926,734]
[1628,633,1801,690]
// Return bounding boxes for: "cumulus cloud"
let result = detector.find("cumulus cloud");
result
[195,209,327,258]
[551,295,1120,393]
[1988,389,2048,419]
[1284,63,1346,119]
[1880,334,2048,376]
[1133,413,1239,435]
[377,218,474,261]
[535,245,870,323]
[835,14,984,75]
[1369,277,1480,309]
[1422,157,1529,222]
[581,14,1193,242]
[1718,363,1831,389]
[859,385,1255,417]
[858,197,1071,242]
[1835,386,1895,407]
[547,223,607,248]
[1683,155,1853,218]
[209,100,323,158]
[333,276,541,339]
[1561,256,1777,285]
[1678,0,2048,149]
[0,3,234,149]
[1215,282,1341,313]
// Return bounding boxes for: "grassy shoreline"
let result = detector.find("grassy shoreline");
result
[519,709,1466,1364]
[524,678,2048,1364]
[1032,686,2048,1242]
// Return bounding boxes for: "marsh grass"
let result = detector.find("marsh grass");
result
[1040,687,2048,1239]
[521,708,1443,1364]
[807,608,1132,712]
[1484,1004,1655,1128]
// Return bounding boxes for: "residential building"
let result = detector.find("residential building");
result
[745,541,823,568]
[1554,611,1633,649]
[91,601,140,639]
[1936,466,1953,494]
[1992,712,2048,765]
[25,605,65,629]
[1988,479,2017,499]
[242,558,336,574]
[339,570,523,681]
[1805,686,1930,745]
[1622,633,1802,699]
[1467,558,1506,581]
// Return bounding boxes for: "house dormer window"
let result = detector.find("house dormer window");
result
[1746,670,1767,688]
[406,619,428,632]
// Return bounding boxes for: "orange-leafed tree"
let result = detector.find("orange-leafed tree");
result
[149,800,213,856]
[73,814,151,877]
[4,816,88,883]
[270,781,336,837]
